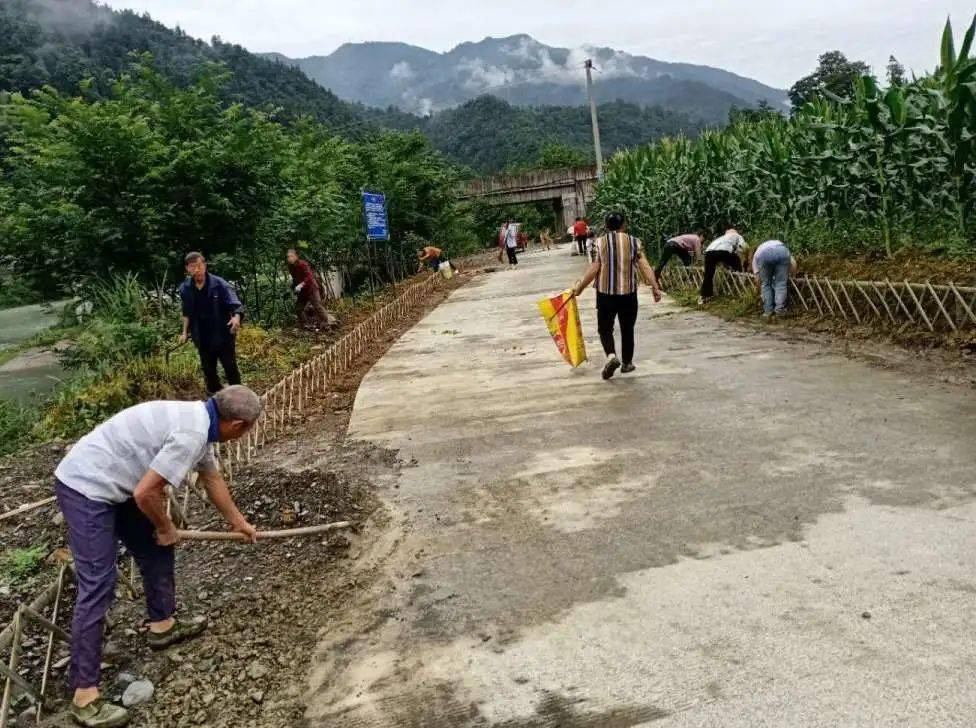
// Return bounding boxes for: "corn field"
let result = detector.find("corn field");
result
[594,17,976,260]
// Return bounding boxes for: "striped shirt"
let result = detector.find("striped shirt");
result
[596,232,645,295]
[55,401,218,504]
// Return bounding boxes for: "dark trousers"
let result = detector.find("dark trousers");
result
[575,235,588,255]
[296,287,330,326]
[700,250,743,298]
[655,240,693,278]
[197,337,241,395]
[597,292,639,364]
[506,246,518,265]
[55,480,175,690]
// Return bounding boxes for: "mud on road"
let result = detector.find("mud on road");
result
[0,267,481,727]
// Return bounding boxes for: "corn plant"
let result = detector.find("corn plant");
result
[594,16,976,258]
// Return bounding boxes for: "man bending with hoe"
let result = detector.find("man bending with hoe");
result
[573,212,662,380]
[179,252,244,395]
[55,386,261,727]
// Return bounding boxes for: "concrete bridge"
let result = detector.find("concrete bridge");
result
[460,166,599,229]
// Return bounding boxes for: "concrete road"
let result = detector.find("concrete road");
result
[308,248,976,727]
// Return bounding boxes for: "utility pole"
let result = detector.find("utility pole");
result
[584,59,604,179]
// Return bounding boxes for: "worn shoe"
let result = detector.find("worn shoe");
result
[602,357,621,380]
[71,698,129,727]
[147,616,208,650]
[621,363,636,374]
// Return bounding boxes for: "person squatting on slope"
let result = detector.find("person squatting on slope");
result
[287,248,334,328]
[573,212,663,380]
[55,386,261,727]
[179,253,244,395]
[698,229,749,304]
[655,233,702,280]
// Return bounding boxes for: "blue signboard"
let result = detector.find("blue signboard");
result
[362,191,389,241]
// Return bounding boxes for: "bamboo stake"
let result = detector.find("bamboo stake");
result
[789,280,809,310]
[803,279,824,317]
[823,278,848,320]
[852,282,882,320]
[837,281,862,324]
[902,279,934,331]
[926,281,957,331]
[871,282,898,324]
[885,279,915,323]
[176,521,352,541]
[0,609,22,725]
[0,497,56,523]
[36,564,66,725]
[19,607,69,645]
[949,282,976,325]
[811,277,836,315]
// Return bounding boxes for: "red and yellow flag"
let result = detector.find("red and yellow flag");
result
[538,291,587,368]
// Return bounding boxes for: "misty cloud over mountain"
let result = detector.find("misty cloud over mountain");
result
[265,34,787,123]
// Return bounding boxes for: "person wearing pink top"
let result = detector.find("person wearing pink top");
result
[655,233,702,279]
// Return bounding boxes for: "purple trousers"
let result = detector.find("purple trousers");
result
[55,480,176,690]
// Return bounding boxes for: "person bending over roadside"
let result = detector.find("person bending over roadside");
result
[55,386,261,727]
[655,233,702,279]
[286,248,333,328]
[751,239,794,316]
[699,229,749,304]
[573,212,663,380]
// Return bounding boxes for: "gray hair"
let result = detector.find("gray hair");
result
[214,385,262,423]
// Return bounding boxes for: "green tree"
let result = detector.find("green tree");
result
[788,51,873,109]
[886,55,907,86]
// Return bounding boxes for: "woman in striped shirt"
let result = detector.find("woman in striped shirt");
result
[573,213,663,380]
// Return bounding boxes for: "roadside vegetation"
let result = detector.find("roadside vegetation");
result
[0,54,486,456]
[595,17,976,275]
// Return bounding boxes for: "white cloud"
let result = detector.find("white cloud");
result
[458,58,516,90]
[389,61,415,81]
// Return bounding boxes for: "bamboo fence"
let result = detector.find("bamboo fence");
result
[214,270,441,481]
[660,266,976,334]
[0,271,445,725]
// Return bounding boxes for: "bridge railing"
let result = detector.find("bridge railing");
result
[460,165,598,198]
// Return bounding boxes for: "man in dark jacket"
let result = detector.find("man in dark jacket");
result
[286,248,334,328]
[179,252,244,394]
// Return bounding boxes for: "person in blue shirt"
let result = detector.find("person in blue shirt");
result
[178,252,245,394]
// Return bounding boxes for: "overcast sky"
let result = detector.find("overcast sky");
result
[103,1,971,89]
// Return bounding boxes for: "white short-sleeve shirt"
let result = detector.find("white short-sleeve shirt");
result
[55,401,218,504]
[706,232,747,255]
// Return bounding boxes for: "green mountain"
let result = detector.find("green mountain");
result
[0,1,710,173]
[0,0,365,130]
[375,95,705,174]
[266,35,788,124]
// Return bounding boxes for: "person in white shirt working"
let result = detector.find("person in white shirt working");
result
[54,386,261,727]
[699,229,750,304]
